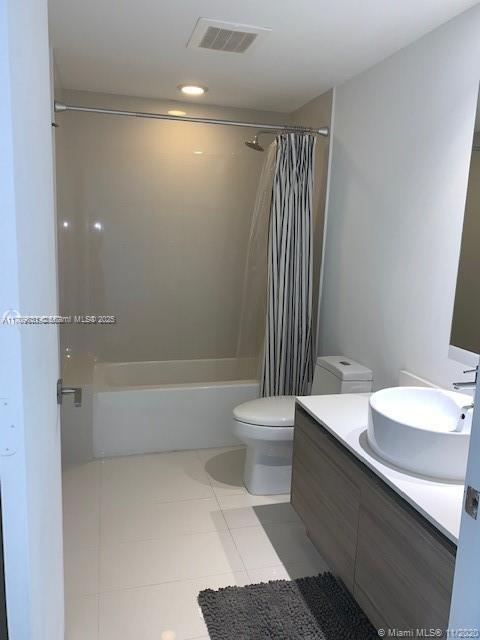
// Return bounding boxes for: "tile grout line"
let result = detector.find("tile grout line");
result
[194,449,231,540]
[68,559,301,600]
[95,526,250,556]
[194,449,251,579]
[70,452,330,611]
[194,447,252,635]
[97,459,105,640]
[92,450,248,598]
[196,449,250,580]
[193,450,314,581]
[77,450,294,612]
[82,565,264,598]
[65,452,210,636]
[66,449,327,637]
[62,460,102,640]
[101,454,219,507]
[101,492,227,509]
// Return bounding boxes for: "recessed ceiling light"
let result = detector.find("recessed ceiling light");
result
[178,84,207,96]
[193,150,203,155]
[168,110,186,116]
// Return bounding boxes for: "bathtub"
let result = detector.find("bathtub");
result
[93,358,260,457]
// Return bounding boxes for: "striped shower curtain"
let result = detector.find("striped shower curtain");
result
[260,133,316,397]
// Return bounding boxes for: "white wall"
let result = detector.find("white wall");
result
[290,91,333,346]
[451,130,480,353]
[55,91,285,370]
[319,5,480,390]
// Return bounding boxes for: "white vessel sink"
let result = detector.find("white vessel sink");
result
[367,386,473,480]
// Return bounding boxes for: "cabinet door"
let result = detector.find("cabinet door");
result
[291,418,361,591]
[355,479,456,633]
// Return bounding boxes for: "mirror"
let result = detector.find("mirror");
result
[451,89,480,354]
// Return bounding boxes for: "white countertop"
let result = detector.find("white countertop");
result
[296,393,464,544]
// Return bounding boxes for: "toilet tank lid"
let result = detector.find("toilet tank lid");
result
[316,356,372,381]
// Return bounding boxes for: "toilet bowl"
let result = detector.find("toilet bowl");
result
[233,356,373,495]
[233,396,296,495]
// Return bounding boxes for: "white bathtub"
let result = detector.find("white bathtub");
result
[93,358,260,457]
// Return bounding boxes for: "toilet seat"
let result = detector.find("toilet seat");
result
[233,395,296,427]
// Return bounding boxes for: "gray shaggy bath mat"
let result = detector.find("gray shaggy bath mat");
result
[198,572,377,639]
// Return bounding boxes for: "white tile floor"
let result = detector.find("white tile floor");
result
[63,446,329,640]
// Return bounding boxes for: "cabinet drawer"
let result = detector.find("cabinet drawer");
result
[354,479,456,632]
[291,426,360,591]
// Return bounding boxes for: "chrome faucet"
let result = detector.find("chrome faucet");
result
[454,402,474,432]
[460,402,475,415]
[452,368,477,432]
[453,367,478,391]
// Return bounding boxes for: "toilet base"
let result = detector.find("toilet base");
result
[233,419,294,496]
[243,444,293,495]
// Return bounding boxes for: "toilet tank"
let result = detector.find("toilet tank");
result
[311,356,373,395]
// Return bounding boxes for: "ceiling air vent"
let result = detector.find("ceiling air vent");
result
[187,19,271,54]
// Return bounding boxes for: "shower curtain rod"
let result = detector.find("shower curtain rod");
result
[53,101,329,137]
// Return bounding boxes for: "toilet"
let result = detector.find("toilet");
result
[233,356,373,495]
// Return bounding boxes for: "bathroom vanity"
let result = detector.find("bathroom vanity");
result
[291,394,463,633]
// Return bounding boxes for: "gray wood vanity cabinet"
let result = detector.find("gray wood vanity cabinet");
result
[291,405,457,633]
